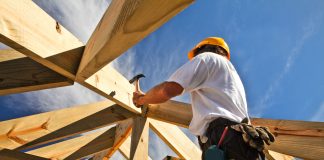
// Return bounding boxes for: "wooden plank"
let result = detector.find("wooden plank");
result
[118,136,132,159]
[252,118,324,159]
[118,136,152,160]
[91,118,133,160]
[0,100,135,150]
[0,148,48,160]
[104,118,133,159]
[130,117,149,160]
[0,0,84,80]
[77,0,194,80]
[264,150,294,160]
[147,100,192,128]
[163,156,183,160]
[266,134,324,160]
[252,118,324,137]
[149,118,201,160]
[27,127,116,160]
[147,101,324,159]
[0,49,72,95]
[90,149,109,160]
[82,65,141,114]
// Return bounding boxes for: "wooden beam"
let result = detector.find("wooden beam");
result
[118,132,152,160]
[0,100,135,150]
[253,118,324,159]
[147,100,192,128]
[82,65,141,114]
[91,118,133,160]
[118,136,132,159]
[163,156,183,160]
[104,118,133,159]
[264,150,294,160]
[0,148,48,160]
[0,0,84,80]
[146,101,324,159]
[90,149,109,160]
[266,134,324,159]
[252,118,324,137]
[77,0,194,80]
[130,117,149,160]
[149,118,201,160]
[27,127,116,160]
[0,49,72,95]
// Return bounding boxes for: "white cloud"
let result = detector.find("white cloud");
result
[149,129,178,159]
[33,0,111,43]
[252,13,322,117]
[8,83,104,112]
[0,43,9,49]
[310,102,324,122]
[2,0,111,113]
[111,49,138,80]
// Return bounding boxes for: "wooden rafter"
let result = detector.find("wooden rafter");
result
[27,127,115,160]
[104,118,133,159]
[130,117,149,160]
[1,0,323,159]
[264,150,294,160]
[81,65,141,114]
[147,100,192,128]
[149,118,201,159]
[0,49,73,95]
[0,100,135,150]
[0,0,84,80]
[0,148,48,160]
[254,118,324,159]
[118,136,153,160]
[146,101,324,160]
[77,0,195,80]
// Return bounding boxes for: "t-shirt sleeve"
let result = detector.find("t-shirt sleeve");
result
[167,56,209,92]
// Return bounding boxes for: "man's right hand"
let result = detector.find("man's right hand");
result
[133,91,145,108]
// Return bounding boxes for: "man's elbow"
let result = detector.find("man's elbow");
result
[161,82,184,99]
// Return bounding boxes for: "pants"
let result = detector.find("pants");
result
[198,118,262,160]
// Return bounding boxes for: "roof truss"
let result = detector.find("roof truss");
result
[0,0,323,159]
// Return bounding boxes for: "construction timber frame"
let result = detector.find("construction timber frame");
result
[0,0,323,159]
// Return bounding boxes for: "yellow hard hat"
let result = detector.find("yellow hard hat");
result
[188,37,230,60]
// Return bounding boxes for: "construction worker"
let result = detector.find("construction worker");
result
[133,37,274,160]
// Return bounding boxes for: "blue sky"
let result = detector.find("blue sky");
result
[1,0,324,159]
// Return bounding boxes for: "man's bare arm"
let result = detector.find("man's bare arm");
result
[133,82,184,106]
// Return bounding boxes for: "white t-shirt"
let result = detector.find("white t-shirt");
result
[167,52,249,136]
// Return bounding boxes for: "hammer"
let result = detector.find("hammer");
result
[129,74,148,117]
[129,73,145,93]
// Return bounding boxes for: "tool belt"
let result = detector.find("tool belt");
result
[201,117,275,160]
[229,119,275,152]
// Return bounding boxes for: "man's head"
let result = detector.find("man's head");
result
[188,37,230,60]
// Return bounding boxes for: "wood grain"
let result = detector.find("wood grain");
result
[0,148,48,160]
[149,118,201,160]
[0,0,84,79]
[82,65,141,114]
[104,118,133,159]
[27,127,116,160]
[130,117,149,160]
[0,49,72,95]
[0,100,135,150]
[147,100,192,128]
[264,150,294,160]
[118,136,153,160]
[77,0,194,80]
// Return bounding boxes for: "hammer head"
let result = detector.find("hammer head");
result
[129,74,145,84]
